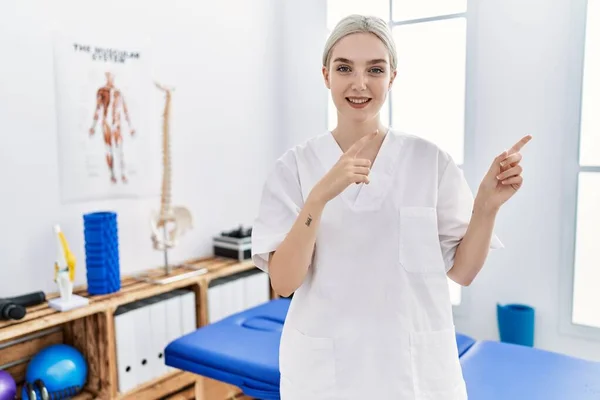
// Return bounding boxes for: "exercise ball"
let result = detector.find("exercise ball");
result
[0,370,16,400]
[22,344,87,399]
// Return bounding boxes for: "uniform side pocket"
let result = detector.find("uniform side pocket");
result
[409,327,465,398]
[279,327,336,393]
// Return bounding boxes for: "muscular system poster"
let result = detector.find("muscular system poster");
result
[53,33,160,203]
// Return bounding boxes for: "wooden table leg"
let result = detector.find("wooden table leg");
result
[194,377,205,400]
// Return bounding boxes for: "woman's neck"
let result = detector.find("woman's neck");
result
[332,116,387,152]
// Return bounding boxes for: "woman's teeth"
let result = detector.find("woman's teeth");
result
[347,98,370,104]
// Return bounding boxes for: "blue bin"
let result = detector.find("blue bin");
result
[497,303,535,347]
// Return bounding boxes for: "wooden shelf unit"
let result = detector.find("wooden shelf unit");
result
[0,257,266,399]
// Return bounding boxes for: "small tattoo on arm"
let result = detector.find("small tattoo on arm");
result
[305,214,313,227]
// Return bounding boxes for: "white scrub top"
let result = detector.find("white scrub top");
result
[252,130,503,400]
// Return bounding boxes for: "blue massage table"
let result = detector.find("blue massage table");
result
[165,299,289,399]
[461,339,600,399]
[165,298,600,399]
[456,332,476,356]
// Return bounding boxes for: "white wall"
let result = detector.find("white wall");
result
[279,0,329,149]
[0,0,282,296]
[454,0,600,362]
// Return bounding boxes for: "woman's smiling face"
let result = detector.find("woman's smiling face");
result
[323,32,396,125]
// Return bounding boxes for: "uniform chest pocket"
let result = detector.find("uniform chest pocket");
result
[398,206,445,273]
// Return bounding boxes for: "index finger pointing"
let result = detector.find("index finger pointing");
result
[508,135,533,154]
[345,130,378,157]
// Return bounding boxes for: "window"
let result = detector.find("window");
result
[391,17,466,164]
[571,0,600,330]
[326,0,468,306]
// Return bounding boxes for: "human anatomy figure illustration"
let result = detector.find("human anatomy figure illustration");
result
[89,72,136,184]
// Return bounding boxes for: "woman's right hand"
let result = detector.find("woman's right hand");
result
[309,130,378,205]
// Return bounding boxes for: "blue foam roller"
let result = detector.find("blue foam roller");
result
[83,211,121,295]
[84,211,116,223]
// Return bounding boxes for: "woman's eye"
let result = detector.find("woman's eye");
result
[337,65,351,72]
[370,67,384,74]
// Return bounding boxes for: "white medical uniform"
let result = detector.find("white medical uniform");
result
[252,130,503,400]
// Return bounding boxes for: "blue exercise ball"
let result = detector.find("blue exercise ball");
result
[22,344,87,400]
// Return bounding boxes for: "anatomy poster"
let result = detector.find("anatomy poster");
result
[53,33,161,203]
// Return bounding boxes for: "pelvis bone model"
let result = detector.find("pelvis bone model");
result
[150,82,193,251]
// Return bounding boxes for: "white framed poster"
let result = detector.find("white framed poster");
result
[52,32,160,203]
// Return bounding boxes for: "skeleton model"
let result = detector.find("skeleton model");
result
[150,82,193,274]
[89,72,135,184]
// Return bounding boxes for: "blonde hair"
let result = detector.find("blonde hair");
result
[323,14,398,71]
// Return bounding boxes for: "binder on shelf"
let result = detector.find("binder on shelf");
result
[145,294,169,380]
[244,270,270,308]
[179,289,197,335]
[114,303,138,394]
[131,302,153,387]
[163,291,183,373]
[208,278,222,324]
[206,268,271,324]
[208,276,236,323]
[232,276,245,315]
[114,288,198,390]
[220,278,236,321]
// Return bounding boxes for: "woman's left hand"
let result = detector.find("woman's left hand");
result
[476,135,532,212]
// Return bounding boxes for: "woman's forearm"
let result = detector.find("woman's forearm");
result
[447,198,499,286]
[268,194,325,297]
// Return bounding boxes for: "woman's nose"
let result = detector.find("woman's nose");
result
[351,72,367,91]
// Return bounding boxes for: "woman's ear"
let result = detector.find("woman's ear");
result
[388,70,397,91]
[322,66,331,89]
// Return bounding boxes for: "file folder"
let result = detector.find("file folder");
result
[206,268,271,324]
[208,277,227,323]
[221,278,237,320]
[208,279,222,324]
[146,294,169,379]
[164,291,183,373]
[114,288,201,391]
[114,303,138,394]
[179,289,197,334]
[244,270,270,308]
[131,301,153,386]
[232,277,245,317]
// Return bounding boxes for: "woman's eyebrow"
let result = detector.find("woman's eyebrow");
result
[333,57,388,65]
[367,59,388,65]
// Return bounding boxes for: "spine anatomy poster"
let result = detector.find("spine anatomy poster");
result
[53,33,160,203]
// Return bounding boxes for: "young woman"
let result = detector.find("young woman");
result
[251,14,531,400]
